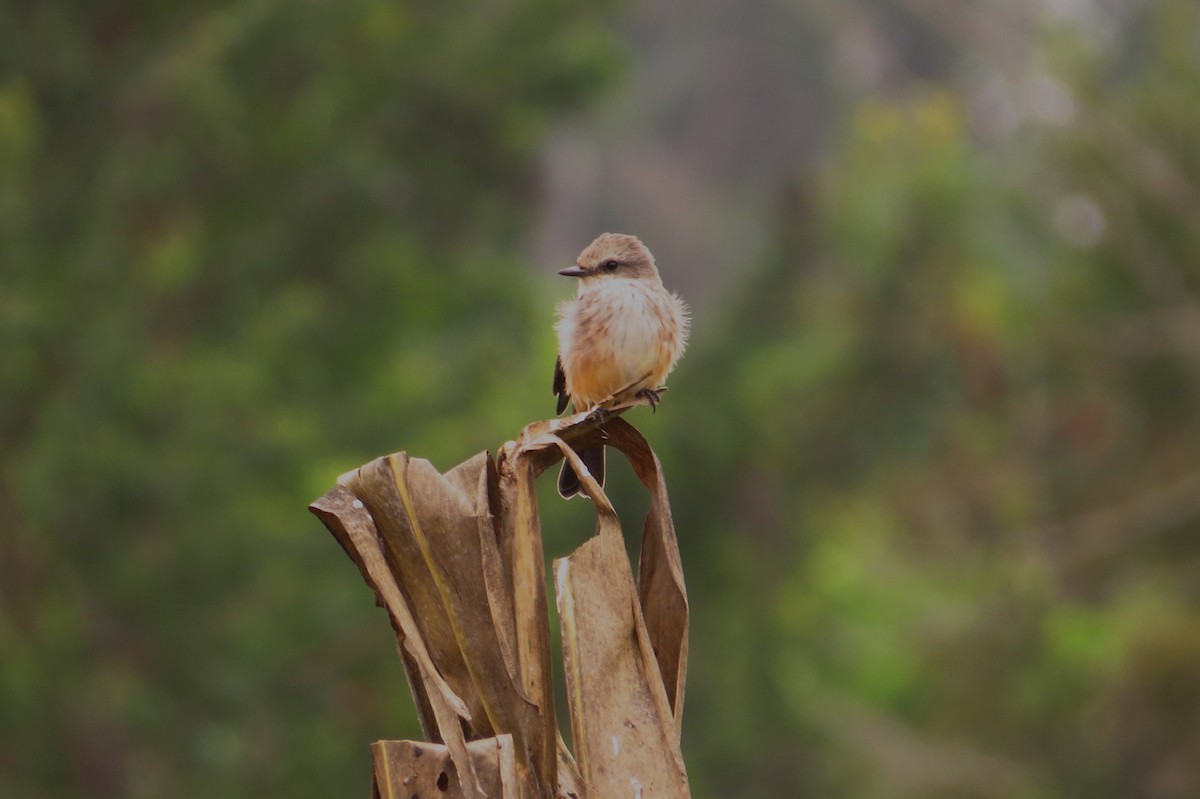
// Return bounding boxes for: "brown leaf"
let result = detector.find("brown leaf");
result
[603,420,690,729]
[495,451,558,796]
[311,403,689,799]
[345,456,482,731]
[371,735,519,799]
[309,483,483,798]
[552,464,690,797]
[507,414,689,730]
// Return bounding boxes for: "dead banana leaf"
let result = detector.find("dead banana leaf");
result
[549,441,689,798]
[309,484,483,799]
[504,415,689,728]
[354,451,555,798]
[310,404,689,799]
[604,421,689,730]
[372,735,519,799]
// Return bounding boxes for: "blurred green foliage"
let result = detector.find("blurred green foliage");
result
[0,2,616,797]
[666,4,1200,797]
[3,1,1200,799]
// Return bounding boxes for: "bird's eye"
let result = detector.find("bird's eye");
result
[602,260,620,271]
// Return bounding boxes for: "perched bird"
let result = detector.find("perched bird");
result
[553,233,689,498]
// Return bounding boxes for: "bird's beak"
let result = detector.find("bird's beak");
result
[558,265,588,278]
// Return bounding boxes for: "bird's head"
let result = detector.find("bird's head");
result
[558,233,660,283]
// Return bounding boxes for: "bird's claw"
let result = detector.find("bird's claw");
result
[636,386,666,413]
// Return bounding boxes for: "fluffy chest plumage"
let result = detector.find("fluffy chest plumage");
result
[555,278,687,409]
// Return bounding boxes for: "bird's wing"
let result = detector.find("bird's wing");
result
[553,355,569,415]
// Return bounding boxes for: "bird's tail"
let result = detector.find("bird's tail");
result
[557,446,606,499]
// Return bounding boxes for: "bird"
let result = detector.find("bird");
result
[553,232,689,499]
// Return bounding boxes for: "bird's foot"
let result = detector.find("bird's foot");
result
[636,386,667,413]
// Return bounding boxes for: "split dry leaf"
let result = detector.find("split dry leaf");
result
[310,405,690,799]
[371,735,519,799]
[309,484,483,799]
[349,451,554,798]
[605,422,689,731]
[505,414,689,730]
[543,438,689,798]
